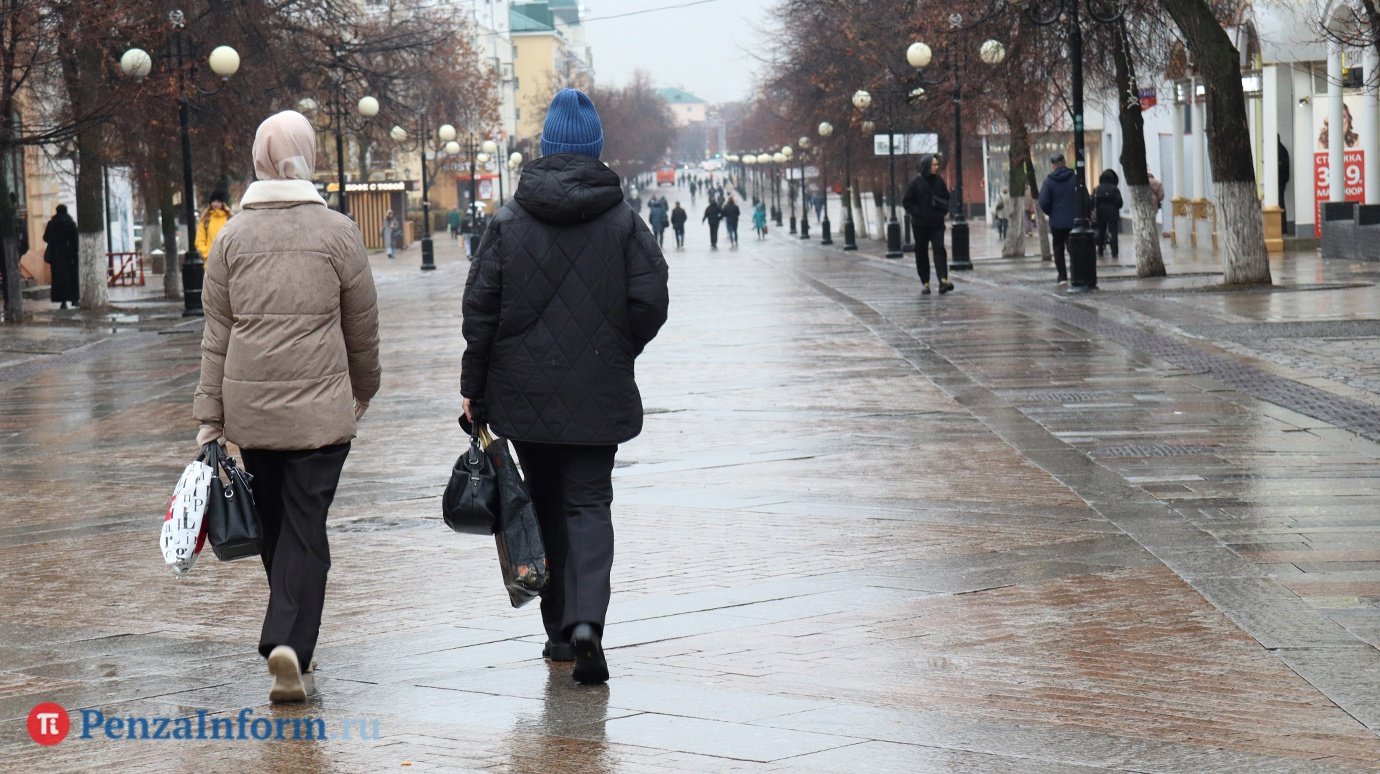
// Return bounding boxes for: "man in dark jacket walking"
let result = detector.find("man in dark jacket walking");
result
[901,155,953,295]
[461,89,670,686]
[648,197,669,247]
[670,202,688,248]
[43,204,80,309]
[702,199,723,250]
[1038,153,1079,284]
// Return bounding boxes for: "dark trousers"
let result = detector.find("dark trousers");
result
[913,221,948,285]
[1095,218,1118,257]
[726,221,739,245]
[1051,227,1071,280]
[511,441,617,641]
[707,222,720,248]
[653,226,666,247]
[242,442,350,668]
[674,226,685,247]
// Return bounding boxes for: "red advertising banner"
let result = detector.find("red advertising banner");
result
[1314,150,1366,237]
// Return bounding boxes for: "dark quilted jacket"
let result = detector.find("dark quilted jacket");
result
[461,153,670,444]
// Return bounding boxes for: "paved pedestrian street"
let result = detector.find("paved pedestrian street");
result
[4,212,1380,772]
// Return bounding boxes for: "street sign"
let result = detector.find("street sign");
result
[873,133,938,156]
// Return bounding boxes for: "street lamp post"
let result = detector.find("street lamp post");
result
[908,23,1007,272]
[391,120,457,271]
[851,89,904,258]
[121,10,240,317]
[784,144,797,234]
[1008,0,1123,291]
[818,122,834,245]
[797,138,811,239]
[507,151,524,206]
[464,135,493,257]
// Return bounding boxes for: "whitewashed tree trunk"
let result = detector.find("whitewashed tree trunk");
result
[854,189,869,239]
[1128,184,1165,277]
[1004,195,1027,257]
[1217,180,1271,284]
[78,231,107,310]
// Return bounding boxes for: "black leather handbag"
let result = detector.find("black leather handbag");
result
[205,443,262,561]
[443,418,499,534]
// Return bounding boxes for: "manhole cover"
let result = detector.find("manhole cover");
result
[1091,444,1220,458]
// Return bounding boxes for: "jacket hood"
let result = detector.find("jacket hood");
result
[1050,166,1076,182]
[514,153,626,225]
[919,154,938,179]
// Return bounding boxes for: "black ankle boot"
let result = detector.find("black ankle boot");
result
[570,623,608,684]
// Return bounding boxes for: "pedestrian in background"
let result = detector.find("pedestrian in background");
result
[752,200,767,239]
[382,209,399,260]
[902,154,953,295]
[462,88,669,685]
[194,110,381,703]
[448,206,461,240]
[670,201,687,249]
[1038,153,1078,284]
[1093,169,1123,259]
[722,195,741,249]
[648,196,669,247]
[993,187,1010,240]
[702,197,723,250]
[42,204,79,310]
[195,190,232,261]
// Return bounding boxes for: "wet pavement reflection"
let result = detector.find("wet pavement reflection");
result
[2,211,1380,770]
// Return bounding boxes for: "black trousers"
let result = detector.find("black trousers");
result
[726,221,739,245]
[707,222,720,248]
[653,226,666,247]
[511,441,617,641]
[913,221,948,285]
[674,227,685,247]
[1051,228,1071,280]
[1095,218,1118,257]
[242,442,350,668]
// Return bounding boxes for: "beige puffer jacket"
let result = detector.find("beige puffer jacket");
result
[193,199,381,451]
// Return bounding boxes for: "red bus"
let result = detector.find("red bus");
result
[655,165,676,187]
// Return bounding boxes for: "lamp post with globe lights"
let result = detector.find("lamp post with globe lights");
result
[772,151,788,226]
[907,21,1007,271]
[796,138,811,239]
[506,150,524,205]
[121,10,239,316]
[389,120,457,271]
[851,88,906,258]
[782,144,796,234]
[1006,0,1124,291]
[295,90,379,217]
[743,154,757,204]
[818,122,835,245]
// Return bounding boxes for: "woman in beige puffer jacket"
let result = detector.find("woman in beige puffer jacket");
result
[193,110,381,703]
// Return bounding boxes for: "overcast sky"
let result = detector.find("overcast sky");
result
[581,0,777,105]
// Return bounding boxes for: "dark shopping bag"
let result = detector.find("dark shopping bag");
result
[442,418,499,534]
[487,437,550,608]
[204,443,262,561]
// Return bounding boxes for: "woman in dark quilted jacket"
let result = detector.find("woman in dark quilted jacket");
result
[461,89,670,685]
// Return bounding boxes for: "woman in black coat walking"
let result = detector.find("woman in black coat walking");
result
[462,89,669,685]
[1093,169,1124,259]
[43,205,80,308]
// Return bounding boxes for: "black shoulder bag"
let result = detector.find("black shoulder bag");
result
[205,443,262,561]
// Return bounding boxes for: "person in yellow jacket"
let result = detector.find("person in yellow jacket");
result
[195,190,231,261]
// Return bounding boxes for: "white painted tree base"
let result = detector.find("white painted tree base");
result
[1003,195,1028,257]
[1216,181,1271,285]
[78,231,107,310]
[1129,185,1165,277]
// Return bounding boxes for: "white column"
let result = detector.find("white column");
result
[1365,48,1380,204]
[1193,79,1208,199]
[1263,65,1280,208]
[1329,42,1344,201]
[1172,95,1186,200]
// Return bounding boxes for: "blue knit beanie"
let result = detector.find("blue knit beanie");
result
[540,89,604,159]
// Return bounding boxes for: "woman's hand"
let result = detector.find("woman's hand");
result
[462,397,474,424]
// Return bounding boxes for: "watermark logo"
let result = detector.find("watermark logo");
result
[27,702,70,746]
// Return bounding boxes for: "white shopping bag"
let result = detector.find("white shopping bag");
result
[161,457,215,576]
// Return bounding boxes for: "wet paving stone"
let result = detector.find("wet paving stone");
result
[3,230,1380,769]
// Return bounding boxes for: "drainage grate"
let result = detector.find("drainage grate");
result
[1091,444,1220,458]
[1022,390,1120,403]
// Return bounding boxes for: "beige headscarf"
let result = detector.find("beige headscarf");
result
[253,110,316,181]
[242,110,326,206]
